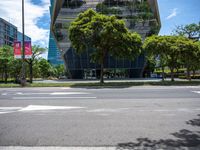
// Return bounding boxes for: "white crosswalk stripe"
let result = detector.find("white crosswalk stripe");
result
[0,105,85,114]
[192,91,200,94]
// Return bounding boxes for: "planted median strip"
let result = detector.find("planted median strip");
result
[0,81,200,88]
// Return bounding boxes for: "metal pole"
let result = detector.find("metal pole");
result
[21,0,26,86]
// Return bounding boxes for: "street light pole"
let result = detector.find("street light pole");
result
[21,0,26,86]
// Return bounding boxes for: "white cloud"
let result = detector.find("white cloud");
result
[0,0,50,48]
[166,8,178,20]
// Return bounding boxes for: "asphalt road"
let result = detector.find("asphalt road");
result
[0,86,200,149]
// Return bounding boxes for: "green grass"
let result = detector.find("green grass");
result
[0,83,21,88]
[0,81,200,88]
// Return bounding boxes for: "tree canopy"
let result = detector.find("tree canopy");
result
[0,46,14,83]
[173,22,200,40]
[69,9,142,83]
[25,45,46,83]
[143,35,200,81]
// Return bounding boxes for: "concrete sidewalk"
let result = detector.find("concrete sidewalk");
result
[33,78,191,84]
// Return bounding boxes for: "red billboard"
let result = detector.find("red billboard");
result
[14,41,21,59]
[13,41,32,59]
[25,41,32,59]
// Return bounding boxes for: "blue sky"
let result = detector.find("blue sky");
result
[157,0,200,35]
[0,0,199,49]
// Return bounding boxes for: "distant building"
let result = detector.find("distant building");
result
[48,0,64,65]
[48,32,64,65]
[0,18,17,47]
[17,31,31,43]
[0,17,31,47]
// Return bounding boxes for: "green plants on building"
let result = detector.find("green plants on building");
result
[63,0,86,9]
[96,3,122,15]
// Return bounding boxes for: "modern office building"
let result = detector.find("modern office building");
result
[17,31,31,43]
[0,18,17,47]
[48,0,64,65]
[0,17,31,47]
[50,0,161,79]
[48,32,64,65]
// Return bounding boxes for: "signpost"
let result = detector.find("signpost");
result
[21,0,26,86]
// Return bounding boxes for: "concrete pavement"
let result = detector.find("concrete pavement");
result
[33,78,191,83]
[0,86,200,149]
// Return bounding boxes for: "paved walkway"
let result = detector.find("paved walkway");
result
[33,78,191,83]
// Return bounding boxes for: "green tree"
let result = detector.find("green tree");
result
[69,9,142,83]
[144,35,200,81]
[164,36,182,81]
[178,38,200,80]
[144,35,183,81]
[32,59,42,78]
[0,46,13,83]
[173,22,200,40]
[173,22,200,77]
[55,64,65,78]
[143,35,167,81]
[25,45,46,83]
[10,59,22,83]
[38,59,52,78]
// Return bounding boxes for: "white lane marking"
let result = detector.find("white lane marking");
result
[177,108,192,112]
[16,93,47,95]
[1,93,7,96]
[0,107,23,114]
[18,105,85,112]
[0,147,116,150]
[16,92,23,95]
[50,92,89,95]
[12,97,96,99]
[61,87,72,89]
[87,109,118,113]
[192,91,200,94]
[0,111,17,114]
[14,92,89,95]
[87,108,129,113]
[0,105,85,114]
[186,86,200,89]
[0,107,22,110]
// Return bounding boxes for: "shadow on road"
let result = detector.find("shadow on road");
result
[116,114,200,150]
[186,114,200,127]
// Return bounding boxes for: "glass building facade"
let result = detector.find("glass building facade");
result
[17,31,31,43]
[48,0,64,65]
[51,0,161,79]
[48,32,64,65]
[0,18,31,47]
[0,18,17,47]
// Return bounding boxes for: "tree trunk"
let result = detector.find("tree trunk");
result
[100,49,107,84]
[192,70,195,77]
[29,61,33,83]
[0,61,3,81]
[100,62,104,84]
[186,66,191,81]
[161,66,165,82]
[170,67,175,82]
[4,62,7,84]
